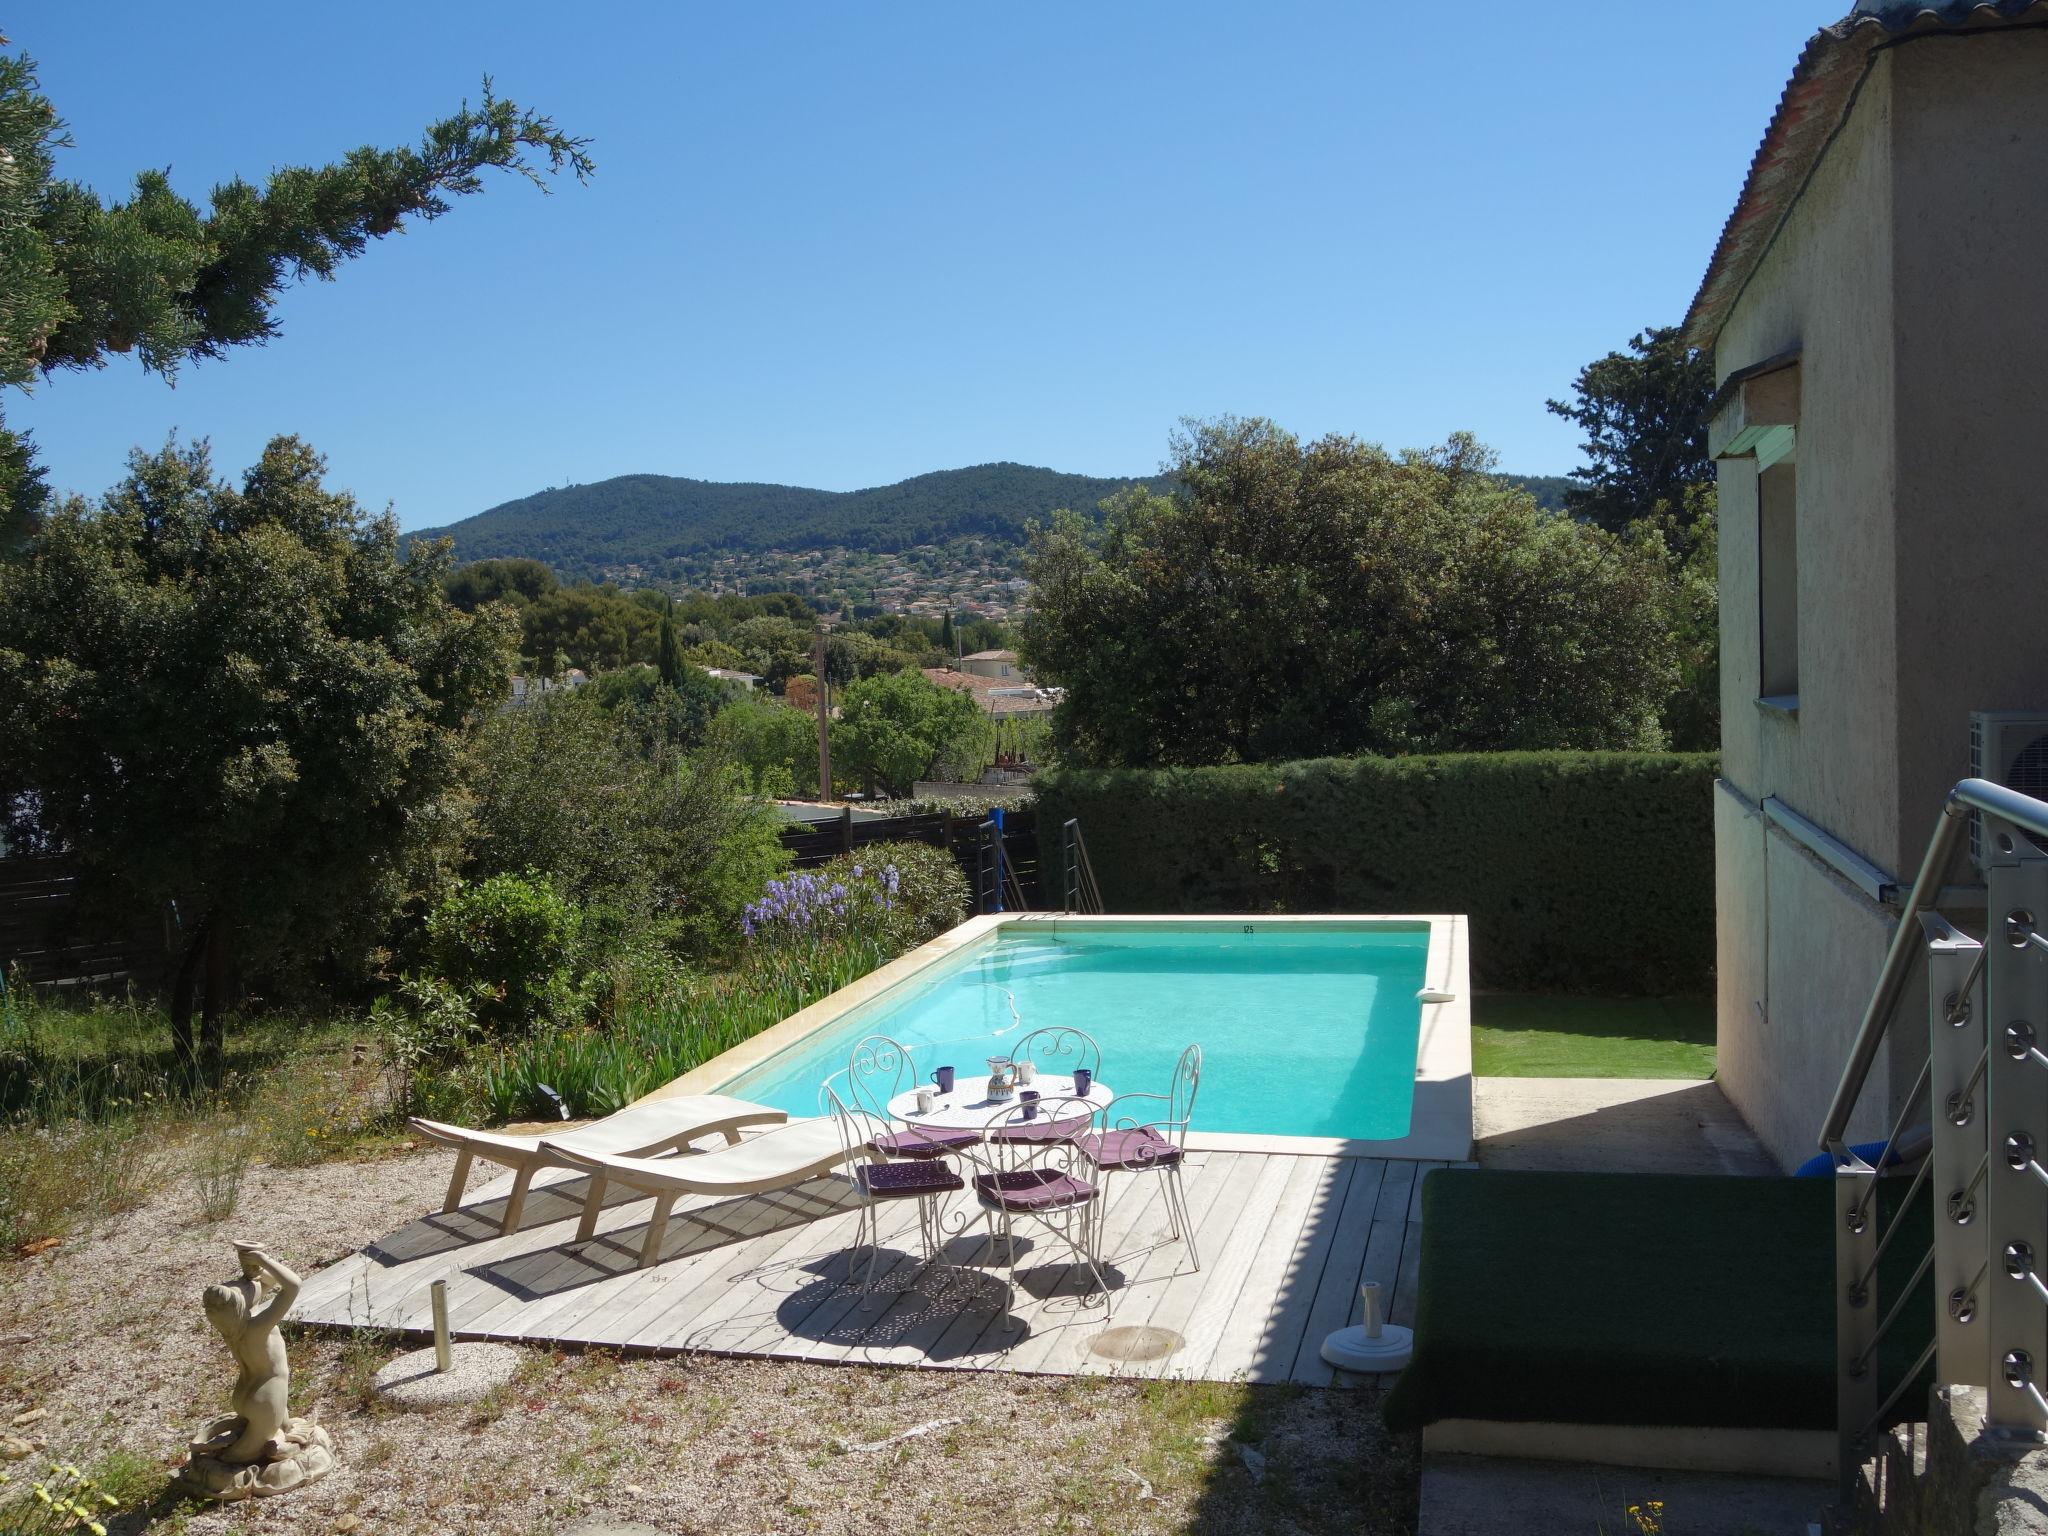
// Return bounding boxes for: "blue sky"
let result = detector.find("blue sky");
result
[11,1,1827,530]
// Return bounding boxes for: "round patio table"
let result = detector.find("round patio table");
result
[886,1073,1112,1133]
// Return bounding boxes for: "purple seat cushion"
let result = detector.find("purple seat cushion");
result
[855,1160,963,1199]
[1078,1128,1182,1171]
[869,1126,977,1159]
[973,1168,1097,1213]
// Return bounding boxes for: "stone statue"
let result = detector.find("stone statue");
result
[176,1242,335,1501]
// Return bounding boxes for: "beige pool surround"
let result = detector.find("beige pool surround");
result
[647,913,1473,1162]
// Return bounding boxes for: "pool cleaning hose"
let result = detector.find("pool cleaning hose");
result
[1320,1281,1414,1374]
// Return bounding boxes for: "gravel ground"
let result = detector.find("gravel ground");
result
[0,1146,1415,1535]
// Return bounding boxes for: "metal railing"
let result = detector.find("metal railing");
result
[1059,818,1105,915]
[1826,778,2048,1492]
[973,816,1032,916]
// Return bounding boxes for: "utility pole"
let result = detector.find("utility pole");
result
[813,627,832,797]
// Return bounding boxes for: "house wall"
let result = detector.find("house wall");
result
[1888,31,2048,856]
[1711,31,2048,1169]
[1711,56,1901,1168]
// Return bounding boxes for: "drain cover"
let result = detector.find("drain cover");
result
[1088,1325,1185,1363]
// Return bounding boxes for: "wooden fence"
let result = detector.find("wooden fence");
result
[0,857,176,992]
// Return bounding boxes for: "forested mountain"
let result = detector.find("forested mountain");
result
[411,461,1573,585]
[409,464,1170,583]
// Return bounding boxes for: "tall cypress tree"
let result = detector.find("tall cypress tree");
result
[940,611,956,658]
[657,597,687,688]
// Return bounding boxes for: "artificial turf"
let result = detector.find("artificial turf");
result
[1381,1169,1933,1434]
[1471,993,1716,1079]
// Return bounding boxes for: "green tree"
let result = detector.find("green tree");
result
[520,582,659,674]
[656,597,687,688]
[0,43,591,545]
[710,694,818,797]
[1544,325,1715,536]
[1637,484,1720,752]
[467,691,787,954]
[445,557,558,612]
[831,670,989,798]
[586,660,731,763]
[1021,418,1683,768]
[939,611,956,656]
[0,436,516,1069]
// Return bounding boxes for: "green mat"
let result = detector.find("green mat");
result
[1381,1170,1933,1434]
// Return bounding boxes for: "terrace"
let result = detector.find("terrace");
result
[295,914,1472,1380]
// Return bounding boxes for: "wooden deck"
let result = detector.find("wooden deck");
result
[293,1138,1447,1384]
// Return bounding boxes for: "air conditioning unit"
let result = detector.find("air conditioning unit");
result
[1969,710,2048,871]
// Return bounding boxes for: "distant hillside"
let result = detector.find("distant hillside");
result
[409,464,1170,584]
[411,462,1576,585]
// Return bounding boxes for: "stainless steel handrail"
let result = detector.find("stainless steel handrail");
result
[1821,779,2048,1151]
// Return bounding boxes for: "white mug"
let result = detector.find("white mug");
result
[914,1087,937,1114]
[1015,1059,1036,1085]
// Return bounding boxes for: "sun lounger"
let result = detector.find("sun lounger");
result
[409,1094,788,1235]
[542,1113,881,1267]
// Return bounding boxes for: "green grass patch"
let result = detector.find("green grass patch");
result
[1471,993,1715,1079]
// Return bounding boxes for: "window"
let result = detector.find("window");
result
[1758,460,1799,706]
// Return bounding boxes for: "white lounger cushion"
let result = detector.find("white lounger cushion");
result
[411,1094,786,1162]
[409,1094,790,1236]
[544,1112,885,1198]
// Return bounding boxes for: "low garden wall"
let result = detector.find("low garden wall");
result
[1034,752,1717,994]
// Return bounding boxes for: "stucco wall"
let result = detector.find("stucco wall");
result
[1712,54,1899,868]
[1710,29,2048,1163]
[1716,783,1900,1169]
[1888,31,2048,865]
[1711,56,1900,1164]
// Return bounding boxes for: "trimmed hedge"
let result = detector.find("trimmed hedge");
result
[1034,752,1717,994]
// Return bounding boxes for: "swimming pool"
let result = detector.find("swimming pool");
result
[688,916,1472,1157]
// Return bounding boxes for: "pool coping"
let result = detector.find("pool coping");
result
[643,912,1473,1162]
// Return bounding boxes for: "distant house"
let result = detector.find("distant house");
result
[506,669,587,708]
[960,649,1024,682]
[703,667,761,689]
[921,667,1058,721]
[1690,0,2048,1166]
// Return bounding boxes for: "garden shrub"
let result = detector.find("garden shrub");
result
[743,845,969,956]
[464,692,791,961]
[426,870,590,1034]
[1034,751,1717,993]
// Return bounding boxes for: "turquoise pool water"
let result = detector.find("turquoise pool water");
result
[719,921,1432,1139]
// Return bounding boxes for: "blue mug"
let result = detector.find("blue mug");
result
[1073,1067,1093,1098]
[934,1065,956,1095]
[1018,1090,1040,1120]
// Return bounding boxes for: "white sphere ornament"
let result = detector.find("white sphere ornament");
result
[1320,1281,1414,1374]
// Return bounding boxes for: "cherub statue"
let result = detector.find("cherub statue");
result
[197,1243,298,1462]
[176,1241,335,1501]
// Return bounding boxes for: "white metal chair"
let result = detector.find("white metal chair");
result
[844,1033,976,1162]
[823,1079,964,1298]
[969,1093,1112,1307]
[1006,1025,1102,1087]
[1078,1043,1202,1269]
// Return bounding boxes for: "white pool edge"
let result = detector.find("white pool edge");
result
[643,912,1473,1162]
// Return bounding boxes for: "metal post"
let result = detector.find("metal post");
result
[430,1278,451,1373]
[991,807,1006,914]
[975,820,996,916]
[1985,849,2048,1436]
[1926,914,1988,1389]
[1837,1151,1880,1491]
[813,629,831,797]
